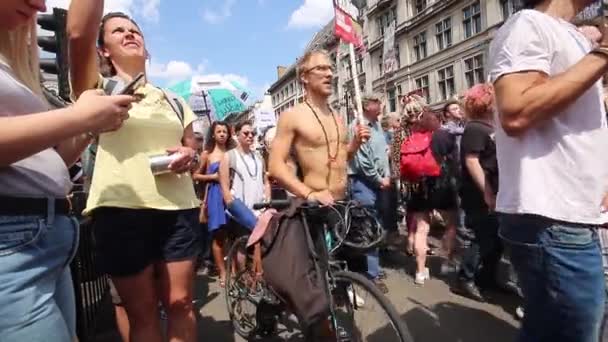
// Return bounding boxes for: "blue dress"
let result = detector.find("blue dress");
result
[206,162,227,231]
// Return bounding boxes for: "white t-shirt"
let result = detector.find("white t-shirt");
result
[0,60,71,198]
[488,10,608,224]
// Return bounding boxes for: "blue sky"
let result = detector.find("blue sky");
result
[47,0,335,100]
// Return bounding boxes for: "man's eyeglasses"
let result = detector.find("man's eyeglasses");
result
[241,131,256,137]
[302,65,335,74]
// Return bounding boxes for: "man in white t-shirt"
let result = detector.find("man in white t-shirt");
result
[489,1,608,341]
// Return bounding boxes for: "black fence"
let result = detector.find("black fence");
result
[69,191,110,341]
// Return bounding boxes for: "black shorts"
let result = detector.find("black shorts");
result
[92,207,200,277]
[407,176,457,212]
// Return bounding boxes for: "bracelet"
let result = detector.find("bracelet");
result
[591,46,608,59]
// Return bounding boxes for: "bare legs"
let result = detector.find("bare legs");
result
[112,259,197,342]
[211,229,228,287]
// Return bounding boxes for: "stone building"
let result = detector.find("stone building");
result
[365,0,524,112]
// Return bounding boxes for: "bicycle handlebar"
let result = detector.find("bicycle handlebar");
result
[252,199,353,210]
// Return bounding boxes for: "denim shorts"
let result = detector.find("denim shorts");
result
[0,206,79,342]
[499,213,605,342]
[92,207,200,277]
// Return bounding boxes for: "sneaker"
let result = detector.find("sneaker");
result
[347,288,365,307]
[440,260,457,275]
[454,280,484,302]
[414,268,430,285]
[515,306,525,320]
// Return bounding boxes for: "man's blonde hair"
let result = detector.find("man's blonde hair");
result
[0,19,43,96]
[296,49,330,85]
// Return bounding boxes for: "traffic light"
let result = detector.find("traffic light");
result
[37,8,70,101]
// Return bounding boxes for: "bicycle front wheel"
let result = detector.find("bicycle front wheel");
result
[330,271,413,342]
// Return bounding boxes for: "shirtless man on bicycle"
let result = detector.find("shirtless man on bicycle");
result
[267,50,369,341]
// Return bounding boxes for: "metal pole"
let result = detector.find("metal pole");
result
[201,90,211,122]
[349,43,364,124]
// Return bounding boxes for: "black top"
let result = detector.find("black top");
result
[431,129,456,161]
[459,121,498,211]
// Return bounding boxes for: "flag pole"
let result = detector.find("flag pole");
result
[349,42,364,125]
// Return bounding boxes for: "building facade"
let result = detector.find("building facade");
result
[270,0,524,117]
[365,0,523,112]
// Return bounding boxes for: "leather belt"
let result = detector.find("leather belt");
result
[0,196,71,216]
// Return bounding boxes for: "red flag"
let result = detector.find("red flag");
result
[334,6,361,46]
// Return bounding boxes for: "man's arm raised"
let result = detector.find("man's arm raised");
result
[268,110,313,199]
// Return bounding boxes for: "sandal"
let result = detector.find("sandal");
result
[373,278,389,294]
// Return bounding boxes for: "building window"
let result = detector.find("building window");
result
[395,43,401,69]
[388,89,396,112]
[415,75,430,103]
[290,83,294,95]
[378,53,383,76]
[356,56,363,74]
[397,84,402,95]
[376,7,397,36]
[345,61,352,78]
[435,18,452,51]
[463,1,482,39]
[437,65,455,101]
[464,54,485,88]
[413,31,427,62]
[415,0,427,14]
[500,0,523,20]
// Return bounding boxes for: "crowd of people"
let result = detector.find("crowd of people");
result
[3,0,608,342]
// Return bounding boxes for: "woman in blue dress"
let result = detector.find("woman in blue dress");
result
[193,121,234,287]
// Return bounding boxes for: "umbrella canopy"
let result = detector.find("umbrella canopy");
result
[169,75,254,121]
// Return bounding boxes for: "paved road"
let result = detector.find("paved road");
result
[94,235,521,341]
[194,248,521,342]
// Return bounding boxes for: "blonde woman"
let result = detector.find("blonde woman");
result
[68,1,201,341]
[0,1,135,341]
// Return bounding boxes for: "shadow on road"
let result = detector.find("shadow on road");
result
[394,298,518,342]
[194,274,235,342]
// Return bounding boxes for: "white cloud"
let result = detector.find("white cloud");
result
[148,60,207,84]
[45,0,160,22]
[202,0,236,24]
[287,0,334,29]
[199,73,250,88]
[140,0,161,22]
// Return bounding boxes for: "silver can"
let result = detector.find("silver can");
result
[149,153,181,175]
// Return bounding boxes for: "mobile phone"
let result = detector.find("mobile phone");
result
[119,72,145,95]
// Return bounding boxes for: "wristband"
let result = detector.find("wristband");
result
[591,46,608,59]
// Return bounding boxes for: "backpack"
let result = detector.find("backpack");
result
[400,131,441,182]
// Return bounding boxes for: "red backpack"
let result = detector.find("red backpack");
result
[400,131,441,181]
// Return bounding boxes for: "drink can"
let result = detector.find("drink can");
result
[149,153,181,175]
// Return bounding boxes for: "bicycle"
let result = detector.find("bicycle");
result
[224,199,413,341]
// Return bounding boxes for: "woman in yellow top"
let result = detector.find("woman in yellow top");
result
[68,2,200,341]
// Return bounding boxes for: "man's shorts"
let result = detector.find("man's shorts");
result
[92,207,200,277]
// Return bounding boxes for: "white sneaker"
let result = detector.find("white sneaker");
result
[440,261,457,275]
[414,268,430,285]
[347,288,365,307]
[515,306,524,320]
